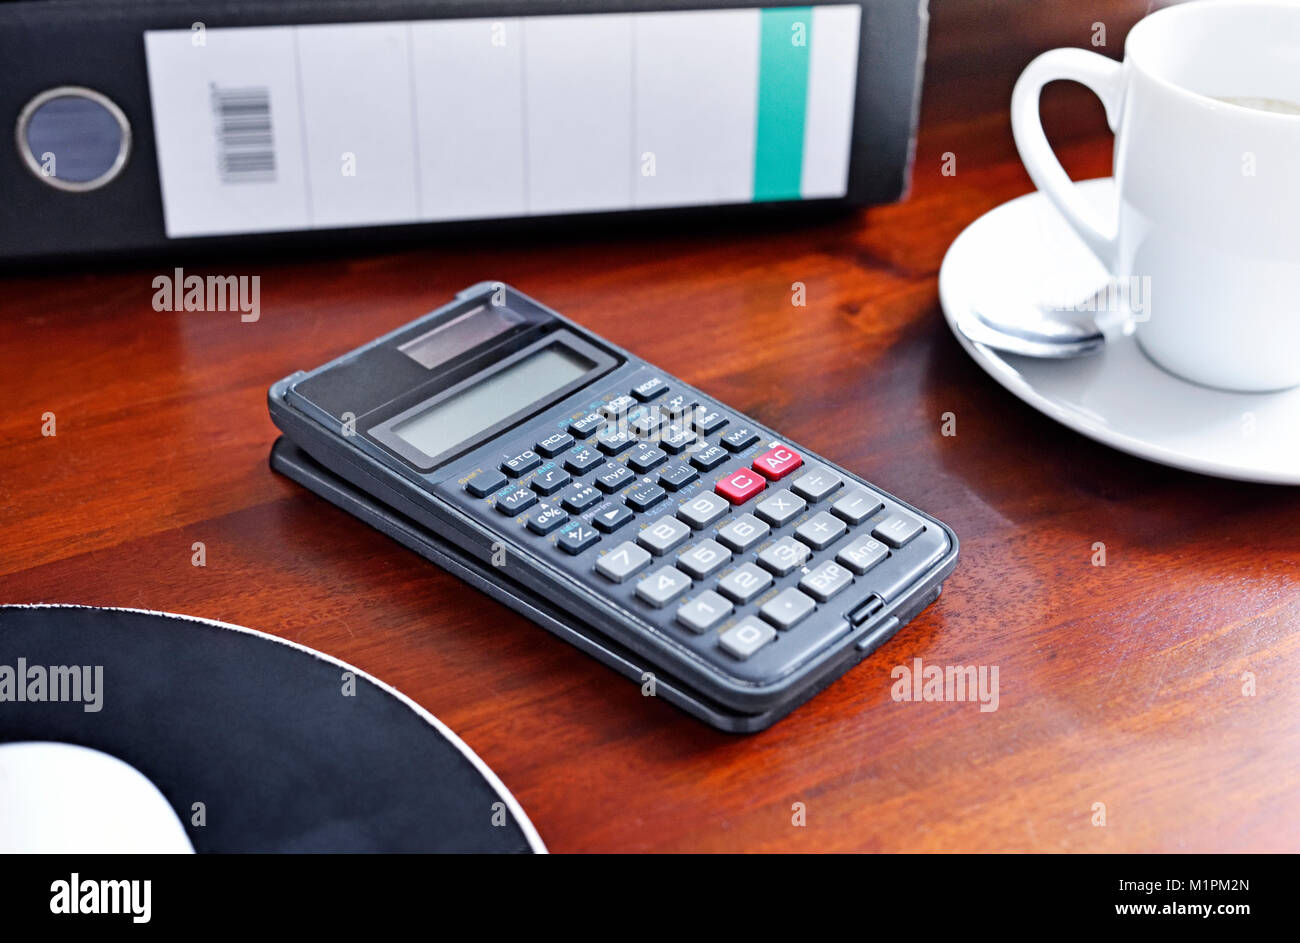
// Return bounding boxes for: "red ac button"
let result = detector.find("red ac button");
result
[752,445,802,480]
[715,469,766,504]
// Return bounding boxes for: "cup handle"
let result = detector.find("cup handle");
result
[1011,48,1125,271]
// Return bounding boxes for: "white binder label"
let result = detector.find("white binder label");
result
[144,5,861,239]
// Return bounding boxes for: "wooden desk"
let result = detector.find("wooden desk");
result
[2,0,1296,852]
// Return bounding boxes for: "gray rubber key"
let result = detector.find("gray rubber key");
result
[755,489,806,527]
[676,590,734,633]
[760,587,817,629]
[636,566,692,607]
[799,560,854,602]
[718,617,777,660]
[637,515,691,555]
[836,535,890,575]
[831,488,884,525]
[791,466,842,502]
[873,513,925,548]
[717,562,773,603]
[677,539,732,579]
[677,491,728,529]
[757,536,811,576]
[595,541,652,583]
[794,511,847,550]
[716,513,770,552]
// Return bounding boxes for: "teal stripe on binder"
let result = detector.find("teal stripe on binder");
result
[753,7,812,202]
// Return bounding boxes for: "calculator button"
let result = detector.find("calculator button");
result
[676,590,733,634]
[836,535,890,575]
[677,492,728,529]
[591,502,634,533]
[716,513,770,552]
[501,450,541,477]
[535,431,575,457]
[717,562,773,603]
[718,618,776,660]
[496,486,537,515]
[791,466,842,502]
[690,408,729,436]
[636,566,692,608]
[595,541,652,583]
[872,513,925,548]
[658,425,696,454]
[627,443,668,474]
[677,539,732,579]
[638,516,691,555]
[794,511,847,550]
[752,445,802,480]
[530,465,571,495]
[558,524,600,554]
[568,412,605,438]
[595,462,635,493]
[757,536,811,576]
[560,484,601,513]
[760,588,817,630]
[626,483,667,512]
[596,428,636,455]
[715,469,766,505]
[831,488,885,524]
[658,462,699,491]
[564,445,604,475]
[464,469,507,498]
[526,503,569,535]
[689,444,729,471]
[660,393,696,418]
[755,489,806,526]
[600,394,638,420]
[631,376,669,401]
[630,411,664,438]
[721,426,760,451]
[799,561,853,602]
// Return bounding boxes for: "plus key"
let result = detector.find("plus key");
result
[715,468,766,504]
[752,444,802,481]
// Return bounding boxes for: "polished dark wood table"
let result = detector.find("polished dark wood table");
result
[2,1,1297,852]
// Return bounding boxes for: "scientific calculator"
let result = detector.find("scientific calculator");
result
[268,282,958,732]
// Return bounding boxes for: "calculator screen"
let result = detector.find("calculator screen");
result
[392,345,595,458]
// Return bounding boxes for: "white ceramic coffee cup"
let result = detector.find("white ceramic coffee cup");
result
[1011,0,1300,392]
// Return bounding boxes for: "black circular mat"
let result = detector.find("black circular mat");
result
[0,605,544,853]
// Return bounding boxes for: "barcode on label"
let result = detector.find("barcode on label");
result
[210,85,276,184]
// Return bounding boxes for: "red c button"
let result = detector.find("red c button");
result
[715,469,766,504]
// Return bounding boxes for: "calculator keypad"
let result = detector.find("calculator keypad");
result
[450,367,950,683]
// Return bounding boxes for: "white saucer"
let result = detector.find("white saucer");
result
[939,177,1300,485]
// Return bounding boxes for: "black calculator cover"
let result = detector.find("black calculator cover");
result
[267,282,958,731]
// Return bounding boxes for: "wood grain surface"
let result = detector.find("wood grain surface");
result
[2,0,1297,852]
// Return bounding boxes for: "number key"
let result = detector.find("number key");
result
[677,491,728,529]
[717,562,773,603]
[595,541,652,583]
[638,515,691,555]
[717,513,770,552]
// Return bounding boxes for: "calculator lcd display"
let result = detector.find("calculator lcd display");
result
[391,345,595,458]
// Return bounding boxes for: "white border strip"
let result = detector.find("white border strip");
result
[2,604,548,854]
